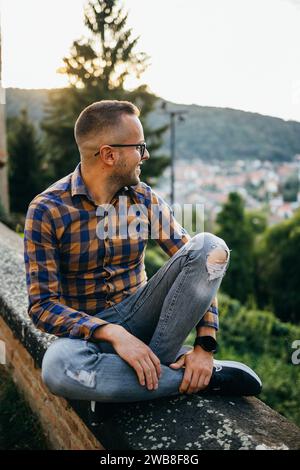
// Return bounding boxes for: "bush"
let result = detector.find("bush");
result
[215,293,300,427]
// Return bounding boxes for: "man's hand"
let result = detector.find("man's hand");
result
[169,347,214,394]
[94,324,161,391]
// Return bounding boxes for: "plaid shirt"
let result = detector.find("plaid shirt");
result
[24,163,218,340]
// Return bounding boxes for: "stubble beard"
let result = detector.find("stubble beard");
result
[112,166,140,189]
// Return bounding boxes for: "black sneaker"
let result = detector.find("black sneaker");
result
[205,360,262,396]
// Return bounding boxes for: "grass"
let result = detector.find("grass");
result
[0,365,48,450]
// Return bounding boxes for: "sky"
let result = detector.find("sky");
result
[1,0,300,122]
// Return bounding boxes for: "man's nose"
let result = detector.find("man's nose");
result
[142,149,150,161]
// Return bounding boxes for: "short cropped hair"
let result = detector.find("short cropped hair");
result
[74,100,140,143]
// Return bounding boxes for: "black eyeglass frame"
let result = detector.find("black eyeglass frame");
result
[94,143,147,158]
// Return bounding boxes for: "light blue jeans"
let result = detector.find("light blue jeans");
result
[42,232,230,403]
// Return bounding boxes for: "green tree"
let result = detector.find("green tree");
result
[42,0,169,183]
[7,110,47,214]
[281,173,298,202]
[245,209,267,235]
[255,209,300,323]
[215,192,255,304]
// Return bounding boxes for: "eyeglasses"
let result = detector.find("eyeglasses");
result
[94,143,147,158]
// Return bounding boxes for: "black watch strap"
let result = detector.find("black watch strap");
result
[193,335,218,353]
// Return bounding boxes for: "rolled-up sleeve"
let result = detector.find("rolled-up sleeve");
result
[195,304,219,331]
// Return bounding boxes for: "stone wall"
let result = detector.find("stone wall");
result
[0,317,103,450]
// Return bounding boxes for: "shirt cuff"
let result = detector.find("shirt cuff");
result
[196,305,219,331]
[69,316,109,340]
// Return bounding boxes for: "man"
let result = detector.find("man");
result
[24,100,262,405]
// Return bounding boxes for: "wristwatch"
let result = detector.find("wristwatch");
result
[193,335,218,353]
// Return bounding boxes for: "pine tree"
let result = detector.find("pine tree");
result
[215,192,255,304]
[42,0,169,183]
[8,110,47,213]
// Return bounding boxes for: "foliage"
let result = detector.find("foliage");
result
[7,110,49,213]
[215,293,300,427]
[255,209,300,323]
[245,209,267,235]
[41,0,169,184]
[281,173,298,202]
[215,192,255,304]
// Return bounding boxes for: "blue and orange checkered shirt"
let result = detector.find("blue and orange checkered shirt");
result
[24,163,218,340]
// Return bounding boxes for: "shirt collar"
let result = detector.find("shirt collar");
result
[71,162,130,203]
[71,163,90,198]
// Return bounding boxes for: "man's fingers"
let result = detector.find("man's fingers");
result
[144,356,159,389]
[203,372,212,387]
[134,361,146,387]
[137,359,150,388]
[186,371,201,394]
[182,369,212,394]
[197,371,211,391]
[139,358,156,390]
[149,350,162,378]
[179,369,192,393]
[196,373,207,391]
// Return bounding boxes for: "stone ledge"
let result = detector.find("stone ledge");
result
[81,394,300,450]
[0,221,300,450]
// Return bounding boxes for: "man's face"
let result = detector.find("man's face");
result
[113,114,149,187]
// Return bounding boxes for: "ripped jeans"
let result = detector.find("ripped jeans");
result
[41,232,230,403]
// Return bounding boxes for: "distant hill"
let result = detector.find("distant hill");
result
[6,88,49,128]
[6,87,300,161]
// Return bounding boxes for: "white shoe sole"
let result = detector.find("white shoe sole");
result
[213,359,262,386]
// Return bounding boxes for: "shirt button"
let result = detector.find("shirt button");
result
[107,283,115,293]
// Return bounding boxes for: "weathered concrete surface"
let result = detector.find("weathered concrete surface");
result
[1,221,300,450]
[77,394,300,450]
[0,222,55,368]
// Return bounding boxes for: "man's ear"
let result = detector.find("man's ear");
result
[98,145,116,166]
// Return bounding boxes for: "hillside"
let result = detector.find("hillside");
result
[6,87,300,161]
[6,88,49,128]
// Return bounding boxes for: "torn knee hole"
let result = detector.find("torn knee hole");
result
[65,368,96,388]
[207,247,229,264]
[206,246,229,280]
